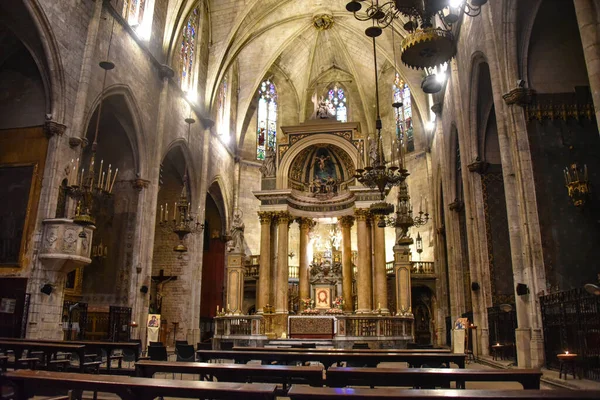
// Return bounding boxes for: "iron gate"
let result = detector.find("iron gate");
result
[108,306,131,342]
[487,304,517,362]
[540,288,600,381]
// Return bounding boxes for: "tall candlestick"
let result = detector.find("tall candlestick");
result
[106,165,112,191]
[80,169,84,187]
[98,160,103,188]
[109,168,118,193]
[160,205,164,222]
[174,202,177,221]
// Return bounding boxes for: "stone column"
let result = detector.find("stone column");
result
[373,222,389,314]
[394,238,414,317]
[275,212,291,314]
[226,253,244,315]
[256,212,273,314]
[297,217,315,310]
[339,216,355,313]
[574,0,600,131]
[355,209,373,313]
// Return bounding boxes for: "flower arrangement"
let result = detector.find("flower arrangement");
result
[301,298,321,315]
[324,307,344,315]
[333,296,344,310]
[302,308,321,315]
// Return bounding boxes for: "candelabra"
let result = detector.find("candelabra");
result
[354,36,408,225]
[157,116,204,252]
[564,163,591,207]
[67,55,118,225]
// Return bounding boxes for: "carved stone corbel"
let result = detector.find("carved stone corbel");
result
[467,158,489,174]
[448,199,464,212]
[159,64,175,80]
[132,178,150,191]
[502,88,535,107]
[44,120,67,138]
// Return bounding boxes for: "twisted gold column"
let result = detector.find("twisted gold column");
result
[355,209,373,313]
[339,215,355,313]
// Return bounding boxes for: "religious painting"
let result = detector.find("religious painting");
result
[315,287,331,309]
[147,313,161,328]
[0,298,16,314]
[0,165,35,266]
[313,147,337,181]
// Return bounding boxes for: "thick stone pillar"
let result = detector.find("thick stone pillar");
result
[394,238,413,317]
[339,216,355,313]
[355,209,373,313]
[256,212,273,314]
[373,222,389,314]
[297,217,315,310]
[275,212,291,314]
[226,253,244,315]
[574,0,600,131]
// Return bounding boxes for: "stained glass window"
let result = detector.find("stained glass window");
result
[393,73,414,153]
[256,80,277,160]
[326,86,347,123]
[180,7,199,92]
[217,76,228,137]
[122,0,154,39]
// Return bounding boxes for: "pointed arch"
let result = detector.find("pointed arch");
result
[207,176,230,233]
[256,79,278,160]
[161,139,199,206]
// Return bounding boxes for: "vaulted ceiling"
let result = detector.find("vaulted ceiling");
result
[168,0,430,141]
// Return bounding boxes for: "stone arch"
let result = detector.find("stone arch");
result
[84,85,149,179]
[161,139,199,204]
[207,176,230,233]
[277,134,359,189]
[468,51,490,160]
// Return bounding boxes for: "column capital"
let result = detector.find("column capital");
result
[274,211,292,225]
[339,215,355,228]
[258,211,274,225]
[296,217,316,231]
[354,208,371,221]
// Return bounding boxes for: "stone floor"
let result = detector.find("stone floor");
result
[29,359,600,399]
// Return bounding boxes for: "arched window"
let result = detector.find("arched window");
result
[326,85,347,123]
[217,76,229,138]
[256,80,277,160]
[122,0,155,40]
[180,6,199,92]
[393,73,414,152]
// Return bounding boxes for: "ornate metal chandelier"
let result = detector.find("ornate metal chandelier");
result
[157,117,204,253]
[354,36,408,225]
[346,0,488,69]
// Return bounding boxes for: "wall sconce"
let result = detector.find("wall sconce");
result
[564,163,591,207]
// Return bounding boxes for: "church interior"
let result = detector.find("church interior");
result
[1,0,600,397]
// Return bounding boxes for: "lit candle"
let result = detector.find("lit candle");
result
[80,169,84,187]
[227,303,230,311]
[71,166,76,186]
[378,302,381,309]
[174,202,177,221]
[75,158,79,179]
[565,350,569,355]
[160,205,164,222]
[109,168,118,193]
[106,165,112,190]
[217,305,220,313]
[165,203,168,221]
[98,160,103,187]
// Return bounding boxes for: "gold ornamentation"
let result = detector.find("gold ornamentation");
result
[354,208,371,221]
[339,215,355,228]
[258,211,274,224]
[502,88,534,106]
[400,28,456,70]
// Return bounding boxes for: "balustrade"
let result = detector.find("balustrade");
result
[214,315,264,337]
[337,315,413,338]
[385,261,435,276]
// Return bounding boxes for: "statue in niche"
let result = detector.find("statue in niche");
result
[229,209,245,253]
[260,146,276,178]
[369,137,380,167]
[311,91,336,120]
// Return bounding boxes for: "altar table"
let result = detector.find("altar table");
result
[288,316,337,339]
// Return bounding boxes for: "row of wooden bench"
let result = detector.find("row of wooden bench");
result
[2,370,599,400]
[135,360,544,390]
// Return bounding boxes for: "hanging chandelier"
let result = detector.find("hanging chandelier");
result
[346,0,488,69]
[354,36,408,225]
[157,117,204,253]
[67,24,119,226]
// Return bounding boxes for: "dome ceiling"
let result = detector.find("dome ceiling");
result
[168,0,430,145]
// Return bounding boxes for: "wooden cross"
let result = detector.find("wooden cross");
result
[151,269,177,314]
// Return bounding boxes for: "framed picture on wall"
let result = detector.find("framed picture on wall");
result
[0,298,16,314]
[315,287,331,309]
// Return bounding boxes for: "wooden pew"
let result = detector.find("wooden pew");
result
[0,355,8,372]
[0,340,87,373]
[232,346,452,353]
[135,360,323,392]
[287,386,600,400]
[0,337,139,374]
[3,370,277,400]
[325,367,543,389]
[196,349,466,368]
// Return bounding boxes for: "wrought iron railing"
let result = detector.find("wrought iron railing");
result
[540,288,600,381]
[487,305,517,361]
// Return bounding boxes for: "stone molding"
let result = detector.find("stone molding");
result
[354,208,371,221]
[274,211,292,225]
[257,211,274,224]
[297,216,316,230]
[68,137,88,148]
[131,178,150,190]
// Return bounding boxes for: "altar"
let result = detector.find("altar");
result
[288,315,337,339]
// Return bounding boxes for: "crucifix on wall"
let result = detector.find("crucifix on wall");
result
[151,269,177,314]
